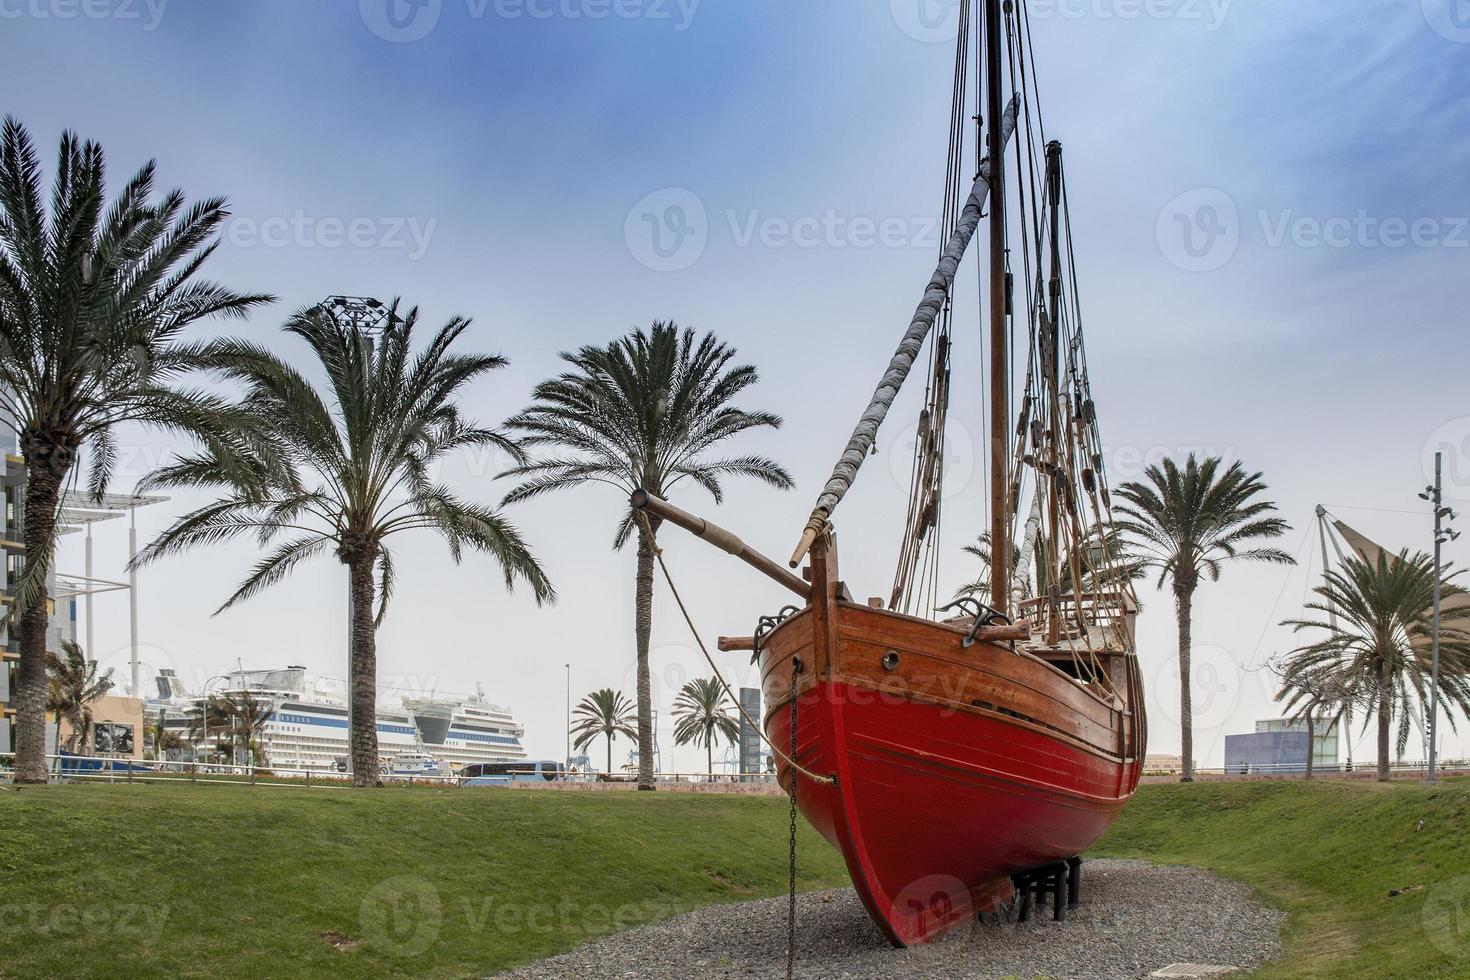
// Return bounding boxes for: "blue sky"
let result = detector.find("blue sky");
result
[3,0,1469,770]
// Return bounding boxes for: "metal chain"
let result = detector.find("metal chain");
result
[787,653,799,980]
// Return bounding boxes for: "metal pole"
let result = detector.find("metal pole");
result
[1428,452,1443,783]
[85,522,95,660]
[128,504,139,698]
[564,663,570,776]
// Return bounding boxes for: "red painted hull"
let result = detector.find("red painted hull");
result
[760,601,1144,946]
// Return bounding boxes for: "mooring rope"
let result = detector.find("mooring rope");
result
[636,511,836,786]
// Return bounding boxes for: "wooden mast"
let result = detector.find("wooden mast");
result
[985,0,1010,614]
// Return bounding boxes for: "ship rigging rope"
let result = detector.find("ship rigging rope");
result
[636,510,837,786]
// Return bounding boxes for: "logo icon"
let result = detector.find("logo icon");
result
[1423,0,1470,42]
[625,188,708,272]
[1424,417,1470,502]
[890,875,974,937]
[359,876,442,956]
[360,0,442,43]
[890,0,964,43]
[1423,875,1470,955]
[1156,187,1239,272]
[1153,641,1254,737]
[885,416,976,501]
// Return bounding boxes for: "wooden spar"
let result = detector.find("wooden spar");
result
[789,94,1021,569]
[1042,139,1063,644]
[630,490,812,600]
[985,0,1011,614]
[717,635,756,652]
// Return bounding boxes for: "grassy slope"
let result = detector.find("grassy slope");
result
[1093,779,1470,979]
[0,786,848,978]
[4,780,1469,978]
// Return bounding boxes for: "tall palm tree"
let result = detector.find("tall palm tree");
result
[0,120,272,783]
[134,302,553,786]
[45,640,114,759]
[1278,551,1470,781]
[502,323,793,790]
[570,688,637,777]
[672,677,740,778]
[1115,455,1295,781]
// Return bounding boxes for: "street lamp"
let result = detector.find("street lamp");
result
[197,674,231,771]
[564,663,571,777]
[1420,453,1459,783]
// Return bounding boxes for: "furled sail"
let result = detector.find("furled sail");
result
[789,94,1021,567]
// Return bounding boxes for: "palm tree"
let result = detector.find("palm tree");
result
[0,120,272,783]
[1270,661,1360,780]
[502,323,793,790]
[953,532,1021,600]
[192,690,276,767]
[955,527,1141,600]
[1278,550,1470,781]
[184,695,237,764]
[134,302,553,786]
[145,710,185,761]
[672,677,740,778]
[570,688,637,777]
[45,640,114,759]
[1114,455,1295,781]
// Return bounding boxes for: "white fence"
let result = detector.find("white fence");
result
[0,753,779,790]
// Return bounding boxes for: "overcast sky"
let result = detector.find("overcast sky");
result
[4,0,1468,771]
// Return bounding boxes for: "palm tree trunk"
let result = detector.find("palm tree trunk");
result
[1377,663,1392,782]
[13,459,64,784]
[707,740,713,779]
[1174,577,1197,782]
[634,519,660,791]
[606,733,613,777]
[348,556,381,788]
[1305,712,1315,780]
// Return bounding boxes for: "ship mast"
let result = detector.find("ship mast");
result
[984,0,1010,614]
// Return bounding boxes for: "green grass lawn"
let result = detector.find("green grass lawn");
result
[1094,778,1470,979]
[0,785,848,978]
[1,779,1468,978]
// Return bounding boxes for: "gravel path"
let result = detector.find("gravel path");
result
[496,860,1283,979]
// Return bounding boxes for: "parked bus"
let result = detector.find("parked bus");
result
[460,760,564,786]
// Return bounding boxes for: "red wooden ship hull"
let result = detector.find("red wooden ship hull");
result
[757,539,1145,946]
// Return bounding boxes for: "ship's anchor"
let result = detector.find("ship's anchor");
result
[751,605,802,664]
[936,597,1013,648]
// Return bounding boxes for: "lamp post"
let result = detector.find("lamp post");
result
[564,663,571,776]
[1419,453,1459,783]
[198,673,230,771]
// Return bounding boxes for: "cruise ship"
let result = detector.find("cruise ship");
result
[154,666,527,774]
